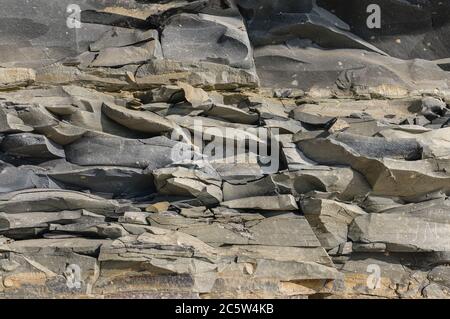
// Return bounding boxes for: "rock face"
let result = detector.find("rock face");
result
[1,0,450,299]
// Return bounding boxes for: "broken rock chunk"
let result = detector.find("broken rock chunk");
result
[349,198,450,252]
[301,198,366,249]
[0,133,65,160]
[0,68,35,89]
[0,189,122,216]
[222,195,298,211]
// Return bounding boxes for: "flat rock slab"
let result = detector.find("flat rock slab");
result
[0,133,65,159]
[64,133,191,169]
[0,237,109,255]
[48,166,155,197]
[90,40,162,67]
[0,209,105,232]
[0,105,33,133]
[0,189,121,216]
[152,165,223,206]
[349,199,450,252]
[0,163,54,194]
[102,102,174,134]
[297,135,450,198]
[149,211,322,248]
[90,29,159,52]
[222,195,299,211]
[254,45,450,92]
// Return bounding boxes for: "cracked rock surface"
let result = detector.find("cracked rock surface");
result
[1,0,450,299]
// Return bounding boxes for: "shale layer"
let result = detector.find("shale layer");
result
[1,0,450,299]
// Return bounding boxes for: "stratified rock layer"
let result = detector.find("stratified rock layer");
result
[1,0,450,299]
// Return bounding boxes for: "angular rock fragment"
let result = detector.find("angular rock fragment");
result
[328,133,422,160]
[202,103,259,125]
[272,167,371,201]
[118,212,150,225]
[135,58,259,89]
[102,102,175,134]
[0,237,108,256]
[421,97,448,121]
[238,213,321,248]
[0,209,104,232]
[241,0,385,54]
[264,119,303,134]
[291,110,337,129]
[349,198,450,252]
[243,96,288,119]
[0,240,103,295]
[250,257,340,282]
[0,162,55,194]
[300,198,366,249]
[148,209,321,248]
[152,164,223,206]
[90,41,162,67]
[65,133,192,169]
[0,101,87,145]
[360,196,403,214]
[211,243,340,297]
[330,254,427,298]
[296,99,418,124]
[98,227,219,293]
[142,85,185,104]
[0,106,33,133]
[167,115,267,156]
[145,202,170,214]
[428,266,450,290]
[97,225,337,296]
[49,222,130,239]
[177,82,211,107]
[211,161,265,181]
[222,195,298,211]
[222,176,278,201]
[297,135,450,198]
[379,127,450,160]
[0,133,65,160]
[0,189,121,216]
[48,165,155,197]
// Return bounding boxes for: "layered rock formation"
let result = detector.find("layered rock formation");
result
[1,0,450,299]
